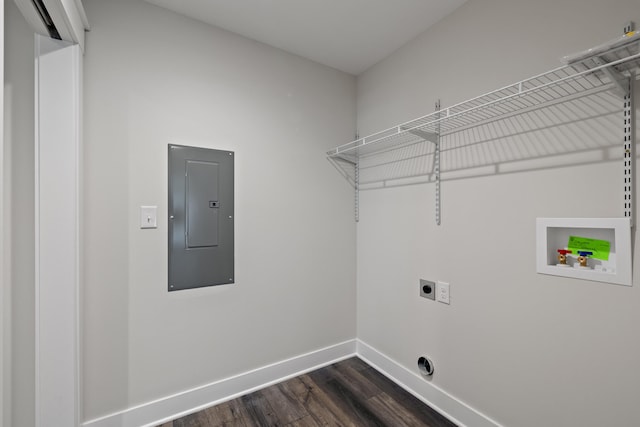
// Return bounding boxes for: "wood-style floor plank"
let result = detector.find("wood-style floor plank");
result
[241,391,281,426]
[260,383,308,424]
[309,370,386,426]
[367,393,430,427]
[331,361,383,400]
[286,375,358,426]
[286,415,323,427]
[159,357,457,427]
[357,364,455,426]
[338,356,370,372]
[201,399,249,426]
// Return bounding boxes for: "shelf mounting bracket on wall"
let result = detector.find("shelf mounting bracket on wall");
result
[398,100,442,225]
[434,100,441,225]
[623,72,635,227]
[623,21,636,228]
[355,158,360,222]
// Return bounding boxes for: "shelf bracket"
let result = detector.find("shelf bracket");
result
[623,73,635,227]
[435,100,441,226]
[355,159,360,222]
[400,117,440,224]
[402,127,438,144]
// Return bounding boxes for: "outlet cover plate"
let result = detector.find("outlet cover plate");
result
[140,206,158,229]
[436,281,450,304]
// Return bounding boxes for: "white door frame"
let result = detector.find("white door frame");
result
[0,1,5,425]
[34,34,82,427]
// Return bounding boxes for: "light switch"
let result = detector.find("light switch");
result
[140,206,157,229]
[436,281,450,304]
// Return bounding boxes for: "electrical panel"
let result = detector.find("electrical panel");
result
[168,144,234,291]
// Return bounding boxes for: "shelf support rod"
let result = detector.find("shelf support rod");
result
[623,73,635,227]
[435,99,441,226]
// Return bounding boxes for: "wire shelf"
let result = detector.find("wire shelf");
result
[327,37,640,166]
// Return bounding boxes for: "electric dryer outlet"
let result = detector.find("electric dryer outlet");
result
[419,279,436,300]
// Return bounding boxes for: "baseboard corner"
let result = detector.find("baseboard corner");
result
[355,339,501,427]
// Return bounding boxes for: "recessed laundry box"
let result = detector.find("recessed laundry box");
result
[536,218,632,286]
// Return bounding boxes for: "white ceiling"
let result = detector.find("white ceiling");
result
[143,0,467,75]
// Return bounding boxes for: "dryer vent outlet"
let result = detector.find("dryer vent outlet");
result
[417,356,434,376]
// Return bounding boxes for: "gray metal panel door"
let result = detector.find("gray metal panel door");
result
[168,144,234,291]
[186,160,219,248]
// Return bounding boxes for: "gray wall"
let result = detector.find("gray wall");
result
[82,0,356,421]
[3,1,35,426]
[356,0,640,425]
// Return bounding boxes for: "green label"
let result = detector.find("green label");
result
[567,236,611,261]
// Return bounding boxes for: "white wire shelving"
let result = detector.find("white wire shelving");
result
[328,31,640,224]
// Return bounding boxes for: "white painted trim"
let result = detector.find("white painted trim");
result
[81,338,502,427]
[83,340,357,427]
[73,0,90,30]
[34,35,81,427]
[13,0,89,51]
[356,340,502,427]
[34,35,41,427]
[0,1,5,425]
[76,41,84,427]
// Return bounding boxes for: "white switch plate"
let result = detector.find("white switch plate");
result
[140,206,157,229]
[436,281,450,304]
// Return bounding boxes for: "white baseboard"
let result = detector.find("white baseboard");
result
[356,340,502,427]
[83,339,357,427]
[84,338,501,427]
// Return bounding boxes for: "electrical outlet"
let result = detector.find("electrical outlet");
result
[419,279,435,300]
[436,281,450,304]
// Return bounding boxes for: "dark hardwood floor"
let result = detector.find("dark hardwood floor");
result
[158,357,457,427]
